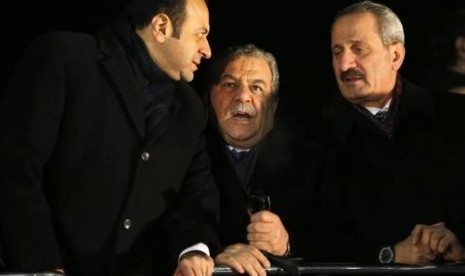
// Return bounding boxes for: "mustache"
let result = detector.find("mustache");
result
[340,69,365,81]
[230,102,257,116]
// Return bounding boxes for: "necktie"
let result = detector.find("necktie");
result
[230,148,246,160]
[374,110,388,123]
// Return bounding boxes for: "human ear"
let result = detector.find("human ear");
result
[151,13,173,42]
[391,43,405,71]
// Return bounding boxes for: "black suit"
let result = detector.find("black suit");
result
[433,91,465,246]
[320,79,452,263]
[206,117,330,261]
[0,22,219,275]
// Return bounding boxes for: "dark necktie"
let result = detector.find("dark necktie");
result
[374,110,388,123]
[229,148,247,160]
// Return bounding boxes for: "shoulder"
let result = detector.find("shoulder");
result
[19,31,100,65]
[176,82,203,107]
[30,31,97,49]
[174,82,207,124]
[401,78,436,118]
[265,117,332,163]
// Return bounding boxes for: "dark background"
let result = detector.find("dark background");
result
[2,0,465,126]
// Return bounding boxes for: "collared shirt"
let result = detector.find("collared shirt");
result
[225,144,257,189]
[356,75,403,136]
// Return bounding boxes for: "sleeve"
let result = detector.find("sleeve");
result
[0,33,67,271]
[164,132,222,261]
[318,150,385,264]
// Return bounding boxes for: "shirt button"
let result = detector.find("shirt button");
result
[123,219,132,230]
[141,152,150,161]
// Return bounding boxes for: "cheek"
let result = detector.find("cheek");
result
[211,96,230,117]
[332,58,341,69]
[210,100,223,116]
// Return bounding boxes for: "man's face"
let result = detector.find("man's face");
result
[162,0,212,82]
[331,12,404,107]
[210,56,278,149]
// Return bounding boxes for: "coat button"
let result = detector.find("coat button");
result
[141,151,150,161]
[123,218,132,230]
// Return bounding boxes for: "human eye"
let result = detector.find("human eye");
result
[332,47,342,57]
[352,44,368,56]
[353,47,363,54]
[251,85,264,94]
[221,81,236,89]
[197,29,209,39]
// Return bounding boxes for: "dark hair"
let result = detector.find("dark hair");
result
[428,9,465,67]
[125,0,190,38]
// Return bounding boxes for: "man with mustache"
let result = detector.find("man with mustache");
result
[319,0,465,265]
[202,44,329,275]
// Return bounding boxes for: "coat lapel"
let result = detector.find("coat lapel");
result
[98,28,145,140]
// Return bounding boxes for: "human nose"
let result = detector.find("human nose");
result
[200,38,212,59]
[335,51,356,72]
[234,85,252,102]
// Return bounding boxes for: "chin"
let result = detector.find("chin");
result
[180,71,194,82]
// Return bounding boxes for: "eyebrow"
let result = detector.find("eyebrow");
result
[221,74,268,85]
[198,26,209,36]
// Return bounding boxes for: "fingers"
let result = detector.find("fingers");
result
[420,226,434,250]
[396,233,435,264]
[247,211,286,240]
[176,253,214,276]
[429,230,446,254]
[412,223,446,250]
[248,212,290,255]
[423,223,451,254]
[411,224,425,245]
[407,222,459,262]
[207,260,214,276]
[249,210,276,223]
[438,234,454,253]
[215,252,245,274]
[219,244,271,267]
[215,244,270,276]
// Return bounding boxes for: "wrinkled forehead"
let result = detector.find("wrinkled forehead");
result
[331,13,381,44]
[222,57,272,81]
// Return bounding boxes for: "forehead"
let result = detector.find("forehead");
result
[184,0,209,27]
[331,12,381,45]
[222,56,272,81]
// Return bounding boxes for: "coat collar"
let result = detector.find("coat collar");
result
[326,78,436,143]
[96,21,146,140]
[95,18,181,143]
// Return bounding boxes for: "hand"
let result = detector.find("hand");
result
[174,251,214,276]
[411,222,465,262]
[247,210,289,256]
[214,243,270,276]
[394,234,435,264]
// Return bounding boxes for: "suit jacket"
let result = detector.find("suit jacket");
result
[320,79,451,263]
[0,22,219,275]
[205,117,330,261]
[433,91,465,246]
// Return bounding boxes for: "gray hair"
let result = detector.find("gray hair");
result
[206,44,280,95]
[334,1,405,45]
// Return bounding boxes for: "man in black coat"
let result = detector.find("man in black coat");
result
[202,44,330,275]
[0,0,220,274]
[320,0,465,265]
